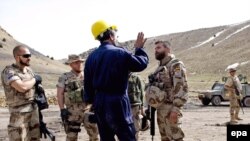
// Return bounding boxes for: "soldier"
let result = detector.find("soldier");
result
[84,20,148,141]
[128,73,145,140]
[1,45,41,141]
[146,40,188,141]
[57,55,99,141]
[224,64,243,123]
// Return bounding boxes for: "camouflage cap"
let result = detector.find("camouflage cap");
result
[65,54,85,65]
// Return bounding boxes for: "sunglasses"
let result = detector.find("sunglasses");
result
[19,54,32,58]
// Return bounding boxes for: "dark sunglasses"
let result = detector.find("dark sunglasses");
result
[19,54,32,58]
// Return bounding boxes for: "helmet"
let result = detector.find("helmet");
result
[225,63,239,72]
[145,86,166,108]
[91,20,117,39]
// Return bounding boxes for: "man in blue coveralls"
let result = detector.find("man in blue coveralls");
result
[84,20,149,141]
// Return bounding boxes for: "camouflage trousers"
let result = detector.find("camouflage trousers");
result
[131,105,141,140]
[229,96,240,117]
[157,103,184,141]
[65,104,99,141]
[8,104,40,141]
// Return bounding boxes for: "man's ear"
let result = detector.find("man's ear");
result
[110,34,115,41]
[15,55,19,62]
[165,47,170,56]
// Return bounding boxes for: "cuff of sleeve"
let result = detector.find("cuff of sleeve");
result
[7,76,20,85]
[56,83,65,88]
[171,106,180,113]
[173,98,186,107]
[136,47,144,50]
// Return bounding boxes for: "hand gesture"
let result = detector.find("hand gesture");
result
[134,32,147,48]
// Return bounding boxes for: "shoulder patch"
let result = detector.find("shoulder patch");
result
[4,68,16,80]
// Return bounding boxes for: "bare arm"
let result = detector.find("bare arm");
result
[11,78,36,93]
[57,87,65,109]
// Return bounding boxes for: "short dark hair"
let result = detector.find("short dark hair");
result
[97,29,115,43]
[13,44,27,57]
[155,40,171,48]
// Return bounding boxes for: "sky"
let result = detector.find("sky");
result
[1,0,250,59]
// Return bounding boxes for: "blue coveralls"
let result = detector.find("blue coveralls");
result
[84,42,148,141]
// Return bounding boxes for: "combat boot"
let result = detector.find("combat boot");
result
[235,114,243,120]
[230,115,238,124]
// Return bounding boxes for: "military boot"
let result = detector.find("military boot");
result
[235,113,243,120]
[230,115,238,124]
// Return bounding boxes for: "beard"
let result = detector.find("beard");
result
[74,70,82,73]
[155,52,166,60]
[20,59,30,66]
[73,68,82,74]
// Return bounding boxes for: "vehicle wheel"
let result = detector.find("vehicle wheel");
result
[243,97,250,107]
[201,98,211,106]
[211,96,221,106]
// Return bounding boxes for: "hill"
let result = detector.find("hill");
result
[0,26,70,89]
[80,20,250,90]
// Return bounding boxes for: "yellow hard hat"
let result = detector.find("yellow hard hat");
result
[91,20,117,39]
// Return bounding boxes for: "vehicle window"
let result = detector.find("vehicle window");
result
[245,85,250,95]
[213,85,223,90]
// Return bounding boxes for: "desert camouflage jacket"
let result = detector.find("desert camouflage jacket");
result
[149,54,188,111]
[57,71,84,107]
[1,64,35,112]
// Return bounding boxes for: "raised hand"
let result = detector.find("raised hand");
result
[134,32,147,48]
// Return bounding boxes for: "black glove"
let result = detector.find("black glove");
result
[60,109,71,122]
[88,113,97,123]
[148,74,155,84]
[34,74,42,86]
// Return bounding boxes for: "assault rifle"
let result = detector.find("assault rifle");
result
[35,77,55,141]
[145,105,156,141]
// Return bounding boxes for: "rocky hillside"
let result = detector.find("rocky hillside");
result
[80,20,250,84]
[1,19,250,90]
[0,26,70,89]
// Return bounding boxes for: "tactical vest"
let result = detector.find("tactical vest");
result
[147,58,184,103]
[128,74,143,105]
[1,64,35,108]
[63,72,84,106]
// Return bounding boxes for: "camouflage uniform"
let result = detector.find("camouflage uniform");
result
[224,75,242,122]
[57,71,99,141]
[147,55,188,141]
[128,73,144,140]
[1,64,40,141]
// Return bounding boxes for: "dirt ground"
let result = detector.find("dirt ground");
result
[0,97,249,141]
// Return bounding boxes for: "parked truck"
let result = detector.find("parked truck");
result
[192,74,250,107]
